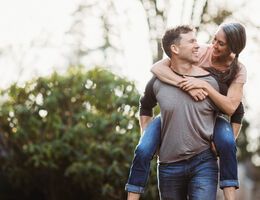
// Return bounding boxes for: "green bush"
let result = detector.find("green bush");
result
[0,67,158,200]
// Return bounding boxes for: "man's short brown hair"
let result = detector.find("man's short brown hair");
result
[162,25,194,58]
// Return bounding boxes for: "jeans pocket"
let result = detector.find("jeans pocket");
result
[159,164,171,178]
[201,151,217,162]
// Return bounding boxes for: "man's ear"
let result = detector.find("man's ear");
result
[170,44,179,54]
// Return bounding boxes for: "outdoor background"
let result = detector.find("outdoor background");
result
[0,0,259,199]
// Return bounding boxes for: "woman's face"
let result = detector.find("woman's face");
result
[211,27,232,58]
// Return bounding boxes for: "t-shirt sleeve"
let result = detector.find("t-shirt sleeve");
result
[232,63,247,84]
[230,102,244,124]
[139,76,157,116]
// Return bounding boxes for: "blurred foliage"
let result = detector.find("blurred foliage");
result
[139,0,171,62]
[0,67,158,200]
[66,0,124,68]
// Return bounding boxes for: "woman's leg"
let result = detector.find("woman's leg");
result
[213,116,239,200]
[125,116,161,196]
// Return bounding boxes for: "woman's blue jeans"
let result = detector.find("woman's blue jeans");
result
[125,116,239,194]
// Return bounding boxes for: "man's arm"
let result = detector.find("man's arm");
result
[232,123,241,139]
[139,76,158,134]
[139,116,153,134]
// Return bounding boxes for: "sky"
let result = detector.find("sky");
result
[0,0,260,146]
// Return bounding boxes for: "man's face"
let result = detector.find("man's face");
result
[176,31,199,64]
[211,27,231,58]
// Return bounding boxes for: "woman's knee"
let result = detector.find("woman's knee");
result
[213,117,236,151]
[134,144,154,161]
[134,116,161,161]
[214,134,236,153]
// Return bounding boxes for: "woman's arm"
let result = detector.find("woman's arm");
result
[151,44,209,85]
[151,59,208,101]
[206,82,243,116]
[232,123,241,139]
[151,58,183,86]
[207,82,242,116]
[178,77,243,116]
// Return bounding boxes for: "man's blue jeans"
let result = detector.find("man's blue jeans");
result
[125,116,239,194]
[158,149,218,200]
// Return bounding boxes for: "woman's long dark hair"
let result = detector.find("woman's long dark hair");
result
[214,22,247,85]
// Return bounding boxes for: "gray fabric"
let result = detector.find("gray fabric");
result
[151,75,219,163]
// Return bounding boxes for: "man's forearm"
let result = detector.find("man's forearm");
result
[139,115,153,134]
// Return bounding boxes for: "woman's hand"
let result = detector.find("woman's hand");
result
[187,88,208,101]
[178,77,207,91]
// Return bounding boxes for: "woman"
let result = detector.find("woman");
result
[126,22,246,200]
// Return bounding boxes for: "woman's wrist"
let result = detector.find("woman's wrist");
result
[202,81,210,91]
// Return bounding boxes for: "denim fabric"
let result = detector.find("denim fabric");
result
[158,149,218,200]
[213,116,239,189]
[125,115,238,194]
[125,116,161,193]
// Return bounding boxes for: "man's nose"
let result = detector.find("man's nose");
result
[194,43,199,49]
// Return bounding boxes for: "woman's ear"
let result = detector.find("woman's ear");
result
[170,44,179,54]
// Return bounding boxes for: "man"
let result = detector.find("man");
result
[132,25,219,199]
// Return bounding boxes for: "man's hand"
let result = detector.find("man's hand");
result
[187,88,208,101]
[139,116,153,135]
[178,77,207,91]
[211,141,218,156]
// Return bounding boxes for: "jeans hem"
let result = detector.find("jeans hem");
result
[125,183,145,194]
[219,180,239,189]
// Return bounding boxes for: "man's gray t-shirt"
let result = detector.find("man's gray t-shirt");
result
[140,74,219,163]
